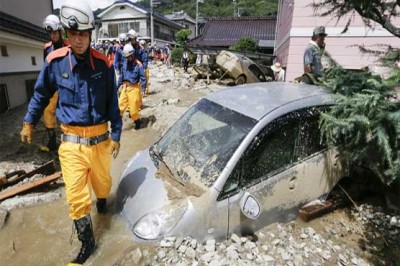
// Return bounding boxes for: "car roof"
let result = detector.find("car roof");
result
[205,83,334,120]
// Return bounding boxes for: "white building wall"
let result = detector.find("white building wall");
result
[0,32,44,73]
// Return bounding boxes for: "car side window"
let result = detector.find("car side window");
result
[218,106,327,201]
[249,64,266,82]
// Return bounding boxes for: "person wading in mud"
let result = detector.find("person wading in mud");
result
[20,0,122,264]
[117,43,147,130]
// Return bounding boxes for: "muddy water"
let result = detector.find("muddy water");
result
[0,127,160,266]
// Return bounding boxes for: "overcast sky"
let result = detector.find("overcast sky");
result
[52,0,115,10]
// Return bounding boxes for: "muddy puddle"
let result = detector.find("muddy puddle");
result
[0,127,160,266]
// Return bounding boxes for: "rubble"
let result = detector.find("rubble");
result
[118,203,399,266]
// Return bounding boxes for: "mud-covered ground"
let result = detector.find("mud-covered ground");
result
[0,62,399,266]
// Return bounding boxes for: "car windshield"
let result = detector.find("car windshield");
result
[153,98,257,187]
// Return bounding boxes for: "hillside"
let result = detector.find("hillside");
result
[138,0,278,18]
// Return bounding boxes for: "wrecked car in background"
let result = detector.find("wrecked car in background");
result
[216,50,273,85]
[116,83,344,242]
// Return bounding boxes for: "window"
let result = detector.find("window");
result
[108,24,118,38]
[0,84,10,113]
[31,56,36,65]
[1,45,8,57]
[219,106,327,200]
[249,64,266,82]
[109,22,140,38]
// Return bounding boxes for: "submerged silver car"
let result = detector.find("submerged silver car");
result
[116,83,344,242]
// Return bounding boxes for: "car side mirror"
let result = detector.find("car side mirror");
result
[239,192,260,219]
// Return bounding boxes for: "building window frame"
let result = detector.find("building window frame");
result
[1,45,9,57]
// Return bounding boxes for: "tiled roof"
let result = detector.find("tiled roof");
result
[165,11,196,24]
[188,16,276,47]
[0,11,48,42]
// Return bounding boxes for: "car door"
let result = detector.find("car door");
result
[220,106,342,236]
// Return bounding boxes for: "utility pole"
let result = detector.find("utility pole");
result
[196,0,199,37]
[150,0,154,45]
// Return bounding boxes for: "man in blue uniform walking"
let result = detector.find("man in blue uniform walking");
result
[20,0,122,264]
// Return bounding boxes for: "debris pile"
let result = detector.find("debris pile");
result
[118,203,400,266]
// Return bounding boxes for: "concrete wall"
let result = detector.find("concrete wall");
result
[275,0,400,81]
[0,72,39,109]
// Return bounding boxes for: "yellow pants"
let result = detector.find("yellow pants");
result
[43,92,58,129]
[145,69,150,96]
[59,123,112,220]
[118,83,142,121]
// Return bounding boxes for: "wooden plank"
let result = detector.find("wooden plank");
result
[0,160,55,189]
[299,198,347,222]
[0,171,62,201]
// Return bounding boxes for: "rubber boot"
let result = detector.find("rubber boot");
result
[96,198,107,214]
[47,128,57,151]
[70,215,95,265]
[134,119,141,130]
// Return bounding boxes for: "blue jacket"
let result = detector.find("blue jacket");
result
[113,45,125,72]
[134,44,148,69]
[24,47,122,141]
[118,59,146,92]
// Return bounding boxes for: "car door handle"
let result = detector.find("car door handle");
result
[289,176,297,190]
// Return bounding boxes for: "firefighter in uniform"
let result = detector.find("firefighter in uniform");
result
[113,33,127,76]
[139,39,150,96]
[42,14,68,151]
[118,44,146,130]
[20,0,122,264]
[127,29,148,96]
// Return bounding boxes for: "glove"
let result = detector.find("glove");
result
[110,140,120,159]
[118,84,127,94]
[20,122,34,144]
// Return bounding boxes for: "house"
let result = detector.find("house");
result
[95,0,183,46]
[0,0,52,113]
[165,11,196,39]
[187,16,276,64]
[275,0,400,82]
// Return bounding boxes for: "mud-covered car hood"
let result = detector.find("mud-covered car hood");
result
[116,148,171,231]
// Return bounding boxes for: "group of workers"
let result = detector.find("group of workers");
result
[19,0,329,263]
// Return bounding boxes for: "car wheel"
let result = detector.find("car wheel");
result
[235,75,246,85]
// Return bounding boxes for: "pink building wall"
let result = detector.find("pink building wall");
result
[275,0,400,82]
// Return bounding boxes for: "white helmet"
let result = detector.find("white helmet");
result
[122,44,135,57]
[60,0,95,31]
[43,14,62,31]
[139,40,146,46]
[119,33,127,42]
[127,29,138,39]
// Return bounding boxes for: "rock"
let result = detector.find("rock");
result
[205,239,216,252]
[200,252,214,263]
[226,249,239,260]
[157,250,166,260]
[178,245,187,254]
[185,247,196,259]
[231,233,241,243]
[321,250,331,260]
[129,248,143,265]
